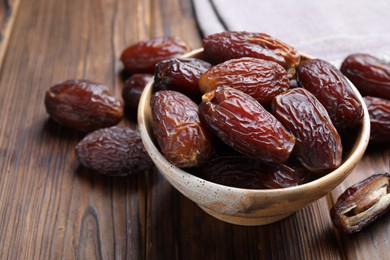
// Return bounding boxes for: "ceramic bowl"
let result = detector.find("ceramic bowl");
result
[137,48,370,226]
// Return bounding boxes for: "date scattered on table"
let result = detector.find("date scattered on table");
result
[120,36,190,74]
[331,173,390,234]
[75,126,153,175]
[363,96,390,143]
[122,73,153,110]
[45,79,123,132]
[340,53,390,100]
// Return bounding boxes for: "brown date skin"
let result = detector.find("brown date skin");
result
[199,87,295,163]
[150,90,214,168]
[44,79,123,132]
[122,73,152,110]
[271,88,342,173]
[154,58,212,101]
[340,53,390,99]
[120,37,190,73]
[199,57,290,106]
[297,59,363,130]
[363,96,390,143]
[331,173,390,234]
[199,156,309,189]
[203,31,300,77]
[75,126,153,175]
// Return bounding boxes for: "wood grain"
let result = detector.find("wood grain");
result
[0,0,21,68]
[0,0,389,259]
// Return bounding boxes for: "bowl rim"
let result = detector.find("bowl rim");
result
[137,48,371,196]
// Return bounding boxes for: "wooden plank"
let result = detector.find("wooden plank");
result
[0,0,389,258]
[0,0,21,68]
[0,0,152,258]
[0,0,202,258]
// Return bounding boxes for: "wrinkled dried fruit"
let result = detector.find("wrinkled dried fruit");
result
[122,73,152,110]
[199,87,295,163]
[203,31,300,77]
[199,57,290,106]
[120,37,190,73]
[363,96,390,143]
[199,156,309,189]
[44,79,123,132]
[75,126,153,175]
[150,90,214,168]
[340,53,390,99]
[271,88,342,173]
[297,59,363,130]
[331,173,390,234]
[154,58,211,100]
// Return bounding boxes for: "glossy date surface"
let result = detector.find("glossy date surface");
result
[150,90,214,168]
[297,59,363,130]
[199,87,295,163]
[75,126,153,175]
[154,57,211,100]
[122,73,152,110]
[199,57,290,106]
[363,96,390,143]
[120,37,190,73]
[341,53,390,99]
[44,79,123,132]
[203,31,300,77]
[331,173,390,234]
[271,88,342,173]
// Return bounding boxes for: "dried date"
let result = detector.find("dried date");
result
[297,59,363,130]
[199,57,290,106]
[44,79,123,132]
[150,90,214,168]
[340,53,390,99]
[122,73,152,110]
[154,58,211,100]
[199,87,295,163]
[203,31,300,77]
[331,173,390,234]
[199,156,309,189]
[75,126,153,175]
[271,88,342,173]
[363,96,390,143]
[120,37,190,73]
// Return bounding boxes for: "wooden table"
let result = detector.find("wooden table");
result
[0,0,389,259]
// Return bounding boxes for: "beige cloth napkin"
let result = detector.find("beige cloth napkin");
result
[193,0,390,66]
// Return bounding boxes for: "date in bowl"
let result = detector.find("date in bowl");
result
[138,49,371,226]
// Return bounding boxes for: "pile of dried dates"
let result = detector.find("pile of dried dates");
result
[43,31,390,233]
[150,31,390,234]
[151,31,365,182]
